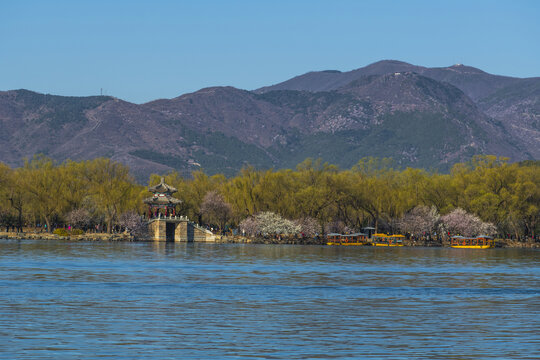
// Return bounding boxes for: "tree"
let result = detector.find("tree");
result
[200,190,232,231]
[398,205,440,236]
[0,164,26,232]
[440,208,497,237]
[21,155,66,232]
[66,208,92,230]
[188,170,225,224]
[222,166,262,220]
[239,216,259,237]
[294,217,319,238]
[292,159,339,233]
[118,211,148,239]
[239,212,300,237]
[84,158,138,233]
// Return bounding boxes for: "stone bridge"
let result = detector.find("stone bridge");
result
[148,215,215,242]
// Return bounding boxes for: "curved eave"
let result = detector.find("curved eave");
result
[148,178,178,194]
[148,183,178,194]
[143,196,182,205]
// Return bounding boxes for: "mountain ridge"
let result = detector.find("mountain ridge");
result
[0,61,537,179]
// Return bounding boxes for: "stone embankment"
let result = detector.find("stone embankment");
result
[1,232,537,248]
[0,232,133,241]
[217,235,539,248]
[215,235,325,245]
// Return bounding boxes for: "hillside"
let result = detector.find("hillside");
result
[257,60,539,158]
[0,61,537,179]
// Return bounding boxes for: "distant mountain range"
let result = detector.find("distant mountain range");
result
[1,60,538,180]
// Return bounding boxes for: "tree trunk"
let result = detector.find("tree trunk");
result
[17,208,23,233]
[44,216,51,233]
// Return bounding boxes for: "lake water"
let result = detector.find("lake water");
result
[0,240,538,359]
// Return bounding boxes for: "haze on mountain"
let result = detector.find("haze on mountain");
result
[0,60,538,180]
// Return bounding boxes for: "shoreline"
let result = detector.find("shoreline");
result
[1,232,538,248]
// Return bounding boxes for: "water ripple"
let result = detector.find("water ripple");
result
[0,240,538,359]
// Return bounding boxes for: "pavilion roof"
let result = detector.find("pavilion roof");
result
[143,194,182,206]
[148,177,178,194]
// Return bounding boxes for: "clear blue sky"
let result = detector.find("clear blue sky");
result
[1,0,538,103]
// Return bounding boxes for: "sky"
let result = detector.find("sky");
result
[1,0,539,104]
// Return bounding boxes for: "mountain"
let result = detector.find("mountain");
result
[256,60,522,100]
[257,60,540,159]
[255,60,423,93]
[255,72,521,168]
[0,61,537,180]
[0,89,278,179]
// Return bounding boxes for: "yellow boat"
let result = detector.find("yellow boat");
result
[371,233,405,247]
[450,235,494,249]
[327,233,369,246]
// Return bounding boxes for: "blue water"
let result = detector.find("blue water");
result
[0,240,538,359]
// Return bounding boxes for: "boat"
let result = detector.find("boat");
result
[326,233,369,246]
[450,235,494,249]
[370,233,405,247]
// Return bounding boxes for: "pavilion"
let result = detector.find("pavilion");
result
[144,178,214,242]
[143,177,182,218]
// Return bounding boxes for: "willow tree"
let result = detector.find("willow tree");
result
[251,169,297,218]
[292,159,339,233]
[84,158,138,233]
[0,163,23,231]
[223,166,263,220]
[21,156,66,232]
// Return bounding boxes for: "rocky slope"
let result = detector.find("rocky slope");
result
[257,60,539,158]
[0,61,537,179]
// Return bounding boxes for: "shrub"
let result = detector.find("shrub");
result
[53,228,69,237]
[70,229,84,235]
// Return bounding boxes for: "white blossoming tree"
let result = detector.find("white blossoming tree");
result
[398,205,440,236]
[118,211,148,239]
[200,190,232,231]
[440,208,497,237]
[239,212,300,237]
[294,217,319,238]
[66,208,92,230]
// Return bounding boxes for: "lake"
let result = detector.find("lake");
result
[0,240,538,359]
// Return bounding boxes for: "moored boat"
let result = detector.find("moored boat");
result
[326,233,369,246]
[370,233,405,247]
[450,235,494,249]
